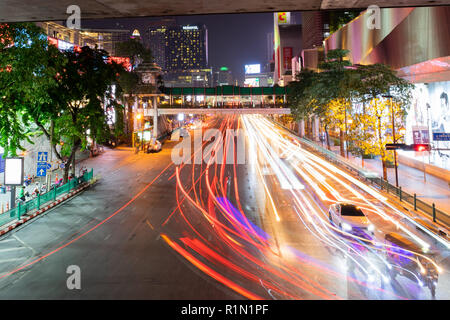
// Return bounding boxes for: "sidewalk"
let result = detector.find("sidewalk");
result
[324,144,450,213]
[0,149,92,212]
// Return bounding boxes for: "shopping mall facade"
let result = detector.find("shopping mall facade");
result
[324,6,450,178]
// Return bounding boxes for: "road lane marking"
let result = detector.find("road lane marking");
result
[0,159,174,281]
[0,247,28,253]
[146,219,154,230]
[0,258,27,264]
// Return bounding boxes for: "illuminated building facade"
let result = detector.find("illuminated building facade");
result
[37,21,130,56]
[148,24,208,72]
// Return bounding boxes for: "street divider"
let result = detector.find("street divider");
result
[0,169,94,231]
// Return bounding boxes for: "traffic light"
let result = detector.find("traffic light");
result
[385,143,431,151]
[412,144,431,152]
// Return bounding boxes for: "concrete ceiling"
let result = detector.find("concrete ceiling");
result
[1,0,449,22]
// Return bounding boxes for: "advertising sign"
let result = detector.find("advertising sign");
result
[244,78,260,87]
[283,47,293,70]
[412,126,430,144]
[277,12,291,24]
[244,64,261,75]
[4,157,24,186]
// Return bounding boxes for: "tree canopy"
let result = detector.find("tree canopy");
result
[0,23,127,181]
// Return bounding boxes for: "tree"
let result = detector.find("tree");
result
[289,49,354,152]
[0,23,125,182]
[287,50,413,179]
[37,45,124,182]
[115,39,153,143]
[0,23,64,156]
[114,38,152,69]
[351,64,412,179]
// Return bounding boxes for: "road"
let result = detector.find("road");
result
[0,115,448,299]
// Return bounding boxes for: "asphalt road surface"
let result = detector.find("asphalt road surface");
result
[0,115,448,300]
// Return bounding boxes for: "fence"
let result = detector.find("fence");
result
[271,120,450,228]
[0,169,94,229]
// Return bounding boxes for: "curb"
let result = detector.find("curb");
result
[0,182,91,237]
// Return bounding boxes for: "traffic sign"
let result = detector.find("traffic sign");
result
[37,152,48,162]
[433,132,450,141]
[60,163,65,169]
[36,162,47,177]
[46,163,51,170]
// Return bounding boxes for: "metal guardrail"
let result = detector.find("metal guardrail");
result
[271,120,450,228]
[0,169,94,228]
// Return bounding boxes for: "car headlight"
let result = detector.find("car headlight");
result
[368,224,375,232]
[342,223,352,231]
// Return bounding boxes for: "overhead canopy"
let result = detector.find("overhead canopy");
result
[1,0,448,23]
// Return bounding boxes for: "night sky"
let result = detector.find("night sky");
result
[81,13,274,84]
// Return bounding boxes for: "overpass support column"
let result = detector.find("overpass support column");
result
[298,119,305,137]
[313,116,320,141]
[153,96,158,139]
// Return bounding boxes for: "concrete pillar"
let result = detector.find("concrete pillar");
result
[153,96,158,139]
[133,95,138,131]
[298,120,305,137]
[313,116,320,141]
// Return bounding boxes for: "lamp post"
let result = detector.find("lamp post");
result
[383,94,399,187]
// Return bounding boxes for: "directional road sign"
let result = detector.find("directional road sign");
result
[433,132,450,141]
[37,152,48,162]
[37,162,47,177]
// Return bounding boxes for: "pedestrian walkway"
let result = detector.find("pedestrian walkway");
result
[0,149,92,213]
[324,144,450,213]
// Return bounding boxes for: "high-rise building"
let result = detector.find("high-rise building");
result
[213,67,233,86]
[148,24,208,72]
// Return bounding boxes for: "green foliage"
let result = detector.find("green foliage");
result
[287,49,413,174]
[0,22,65,156]
[0,23,126,181]
[328,10,361,33]
[115,38,152,67]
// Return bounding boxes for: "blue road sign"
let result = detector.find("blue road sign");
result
[60,163,65,169]
[37,162,47,177]
[433,132,450,141]
[46,163,51,170]
[37,152,48,162]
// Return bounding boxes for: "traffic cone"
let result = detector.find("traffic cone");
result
[6,202,9,211]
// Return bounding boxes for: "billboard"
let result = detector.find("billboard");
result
[244,78,259,87]
[277,12,291,24]
[405,81,450,167]
[283,47,293,70]
[4,157,24,186]
[245,64,261,75]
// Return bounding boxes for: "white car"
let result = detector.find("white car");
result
[180,127,189,138]
[328,202,375,234]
